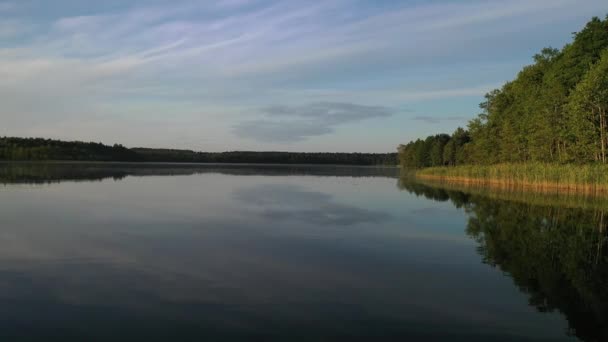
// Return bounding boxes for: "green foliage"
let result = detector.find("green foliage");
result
[398,15,608,167]
[0,137,397,165]
[399,129,469,168]
[0,137,140,161]
[133,148,397,165]
[418,163,608,192]
[567,49,608,163]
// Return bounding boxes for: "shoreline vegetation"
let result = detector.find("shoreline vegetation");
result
[0,137,397,166]
[400,173,608,214]
[398,15,608,194]
[414,163,608,195]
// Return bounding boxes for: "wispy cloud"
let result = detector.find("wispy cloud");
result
[235,184,389,225]
[234,102,393,143]
[0,0,605,150]
[412,115,469,124]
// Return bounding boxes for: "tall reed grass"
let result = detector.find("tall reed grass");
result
[416,163,608,194]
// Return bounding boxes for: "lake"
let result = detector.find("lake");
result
[0,163,605,341]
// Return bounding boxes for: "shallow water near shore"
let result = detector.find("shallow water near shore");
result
[0,163,605,341]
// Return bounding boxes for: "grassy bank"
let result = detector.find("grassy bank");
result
[405,176,608,211]
[416,163,608,194]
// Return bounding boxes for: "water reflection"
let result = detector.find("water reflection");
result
[0,162,399,185]
[235,184,389,226]
[399,179,608,342]
[0,163,604,340]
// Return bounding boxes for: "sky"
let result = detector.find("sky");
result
[1,0,607,152]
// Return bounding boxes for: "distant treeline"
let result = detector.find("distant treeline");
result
[134,148,396,165]
[0,137,397,165]
[399,16,608,168]
[0,137,140,161]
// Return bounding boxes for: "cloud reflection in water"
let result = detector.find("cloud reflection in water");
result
[234,184,390,226]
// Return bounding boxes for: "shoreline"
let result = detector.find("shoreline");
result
[415,172,608,195]
[402,176,608,212]
[0,160,399,168]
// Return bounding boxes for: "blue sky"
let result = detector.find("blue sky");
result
[1,0,607,152]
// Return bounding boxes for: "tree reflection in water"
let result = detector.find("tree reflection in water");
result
[399,178,608,342]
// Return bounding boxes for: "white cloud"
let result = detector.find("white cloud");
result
[234,102,393,143]
[0,0,605,150]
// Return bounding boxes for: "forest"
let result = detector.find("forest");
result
[133,148,396,165]
[0,137,140,161]
[0,137,397,166]
[398,16,608,168]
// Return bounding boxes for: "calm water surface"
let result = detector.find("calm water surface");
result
[0,163,605,341]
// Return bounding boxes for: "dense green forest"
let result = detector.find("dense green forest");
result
[399,16,608,168]
[0,137,397,165]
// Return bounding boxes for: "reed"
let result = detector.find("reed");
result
[416,163,608,194]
